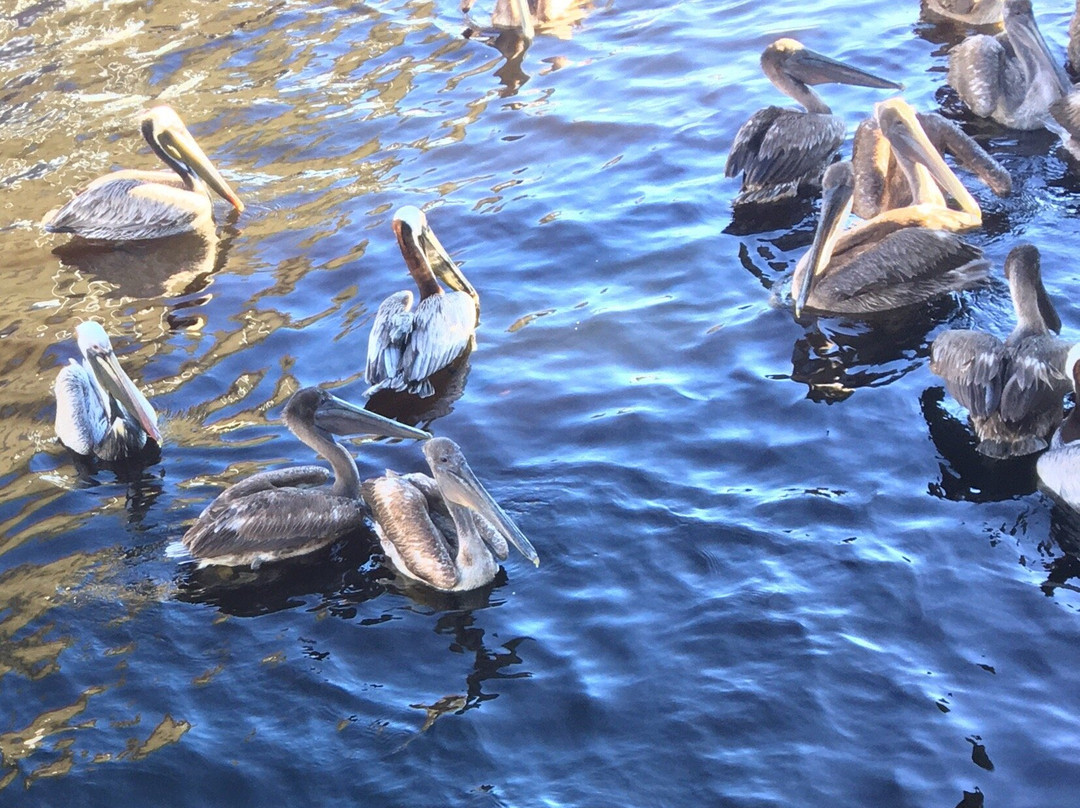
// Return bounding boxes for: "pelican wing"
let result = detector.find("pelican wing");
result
[1050,91,1080,139]
[400,292,476,394]
[726,107,785,178]
[730,109,845,190]
[930,329,1006,419]
[999,336,1071,424]
[44,176,204,241]
[54,360,107,456]
[947,34,1006,119]
[1037,443,1080,508]
[182,484,364,563]
[365,291,415,388]
[211,466,332,506]
[362,475,457,590]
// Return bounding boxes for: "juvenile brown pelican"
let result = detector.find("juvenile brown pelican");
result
[365,207,479,398]
[182,387,430,568]
[362,437,539,592]
[1036,344,1080,506]
[725,39,902,207]
[852,106,1011,220]
[54,322,161,461]
[923,0,1003,25]
[792,99,991,318]
[43,106,243,241]
[947,0,1071,130]
[931,244,1072,458]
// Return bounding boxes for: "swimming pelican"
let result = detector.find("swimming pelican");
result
[1036,344,1080,507]
[947,0,1071,131]
[365,206,479,398]
[923,0,1003,25]
[42,105,243,241]
[931,244,1072,458]
[182,387,431,568]
[792,99,992,318]
[852,106,1011,220]
[725,39,902,207]
[362,437,539,591]
[54,322,161,461]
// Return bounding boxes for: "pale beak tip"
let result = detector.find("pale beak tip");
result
[231,197,246,213]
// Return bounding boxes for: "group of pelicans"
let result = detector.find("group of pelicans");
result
[725,0,1080,505]
[44,109,538,592]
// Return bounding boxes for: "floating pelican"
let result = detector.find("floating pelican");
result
[852,105,1011,220]
[1036,344,1080,507]
[54,322,161,461]
[947,0,1071,130]
[362,437,538,591]
[365,207,479,398]
[725,39,901,207]
[931,244,1072,458]
[923,0,1003,25]
[792,99,992,318]
[43,105,243,241]
[182,387,430,568]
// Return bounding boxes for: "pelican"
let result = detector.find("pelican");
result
[182,387,431,568]
[931,244,1072,458]
[725,39,902,207]
[362,437,539,592]
[54,322,161,461]
[1050,90,1080,161]
[42,105,243,241]
[792,99,993,318]
[1036,344,1080,507]
[1070,0,1080,75]
[852,106,1011,220]
[365,206,479,399]
[923,0,1003,25]
[947,0,1071,131]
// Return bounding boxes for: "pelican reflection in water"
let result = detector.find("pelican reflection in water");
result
[54,322,161,462]
[1037,344,1080,508]
[923,0,1003,25]
[43,105,243,241]
[366,207,479,398]
[947,0,1071,131]
[932,244,1071,458]
[363,438,538,591]
[791,99,999,318]
[725,39,901,207]
[182,387,430,568]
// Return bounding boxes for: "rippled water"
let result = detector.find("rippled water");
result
[3,0,1080,804]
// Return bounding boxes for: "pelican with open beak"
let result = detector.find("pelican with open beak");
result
[54,322,161,461]
[43,105,243,241]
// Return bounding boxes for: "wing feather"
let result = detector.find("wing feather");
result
[999,336,1071,424]
[930,330,1006,418]
[44,176,204,241]
[365,291,415,388]
[948,35,1005,119]
[399,293,476,395]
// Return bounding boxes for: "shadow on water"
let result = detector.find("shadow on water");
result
[723,196,816,238]
[921,386,1040,502]
[364,349,472,428]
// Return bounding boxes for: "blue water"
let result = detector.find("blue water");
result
[2,0,1080,805]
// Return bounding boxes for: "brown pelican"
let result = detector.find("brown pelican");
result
[182,387,431,568]
[931,244,1072,458]
[725,39,902,207]
[362,437,539,591]
[1050,90,1080,160]
[365,207,479,398]
[923,0,1003,25]
[42,105,243,241]
[792,99,992,318]
[54,321,161,461]
[852,106,1011,220]
[947,0,1071,131]
[1036,344,1080,507]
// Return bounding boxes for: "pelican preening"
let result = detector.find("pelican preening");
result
[931,244,1072,458]
[365,206,479,399]
[725,39,902,207]
[363,437,538,592]
[1036,344,1080,507]
[182,387,430,568]
[43,105,243,242]
[947,0,1071,131]
[923,0,1003,25]
[54,322,161,462]
[791,99,997,318]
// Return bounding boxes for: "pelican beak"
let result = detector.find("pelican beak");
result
[85,344,161,444]
[157,124,245,212]
[878,99,973,209]
[419,224,471,294]
[790,48,902,90]
[1004,0,1072,95]
[314,393,431,440]
[794,163,854,318]
[435,455,539,567]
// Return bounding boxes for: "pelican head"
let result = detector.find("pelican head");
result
[762,39,902,91]
[1003,243,1061,334]
[76,322,161,444]
[141,106,244,212]
[393,206,477,301]
[285,386,431,441]
[423,437,539,566]
[793,160,855,318]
